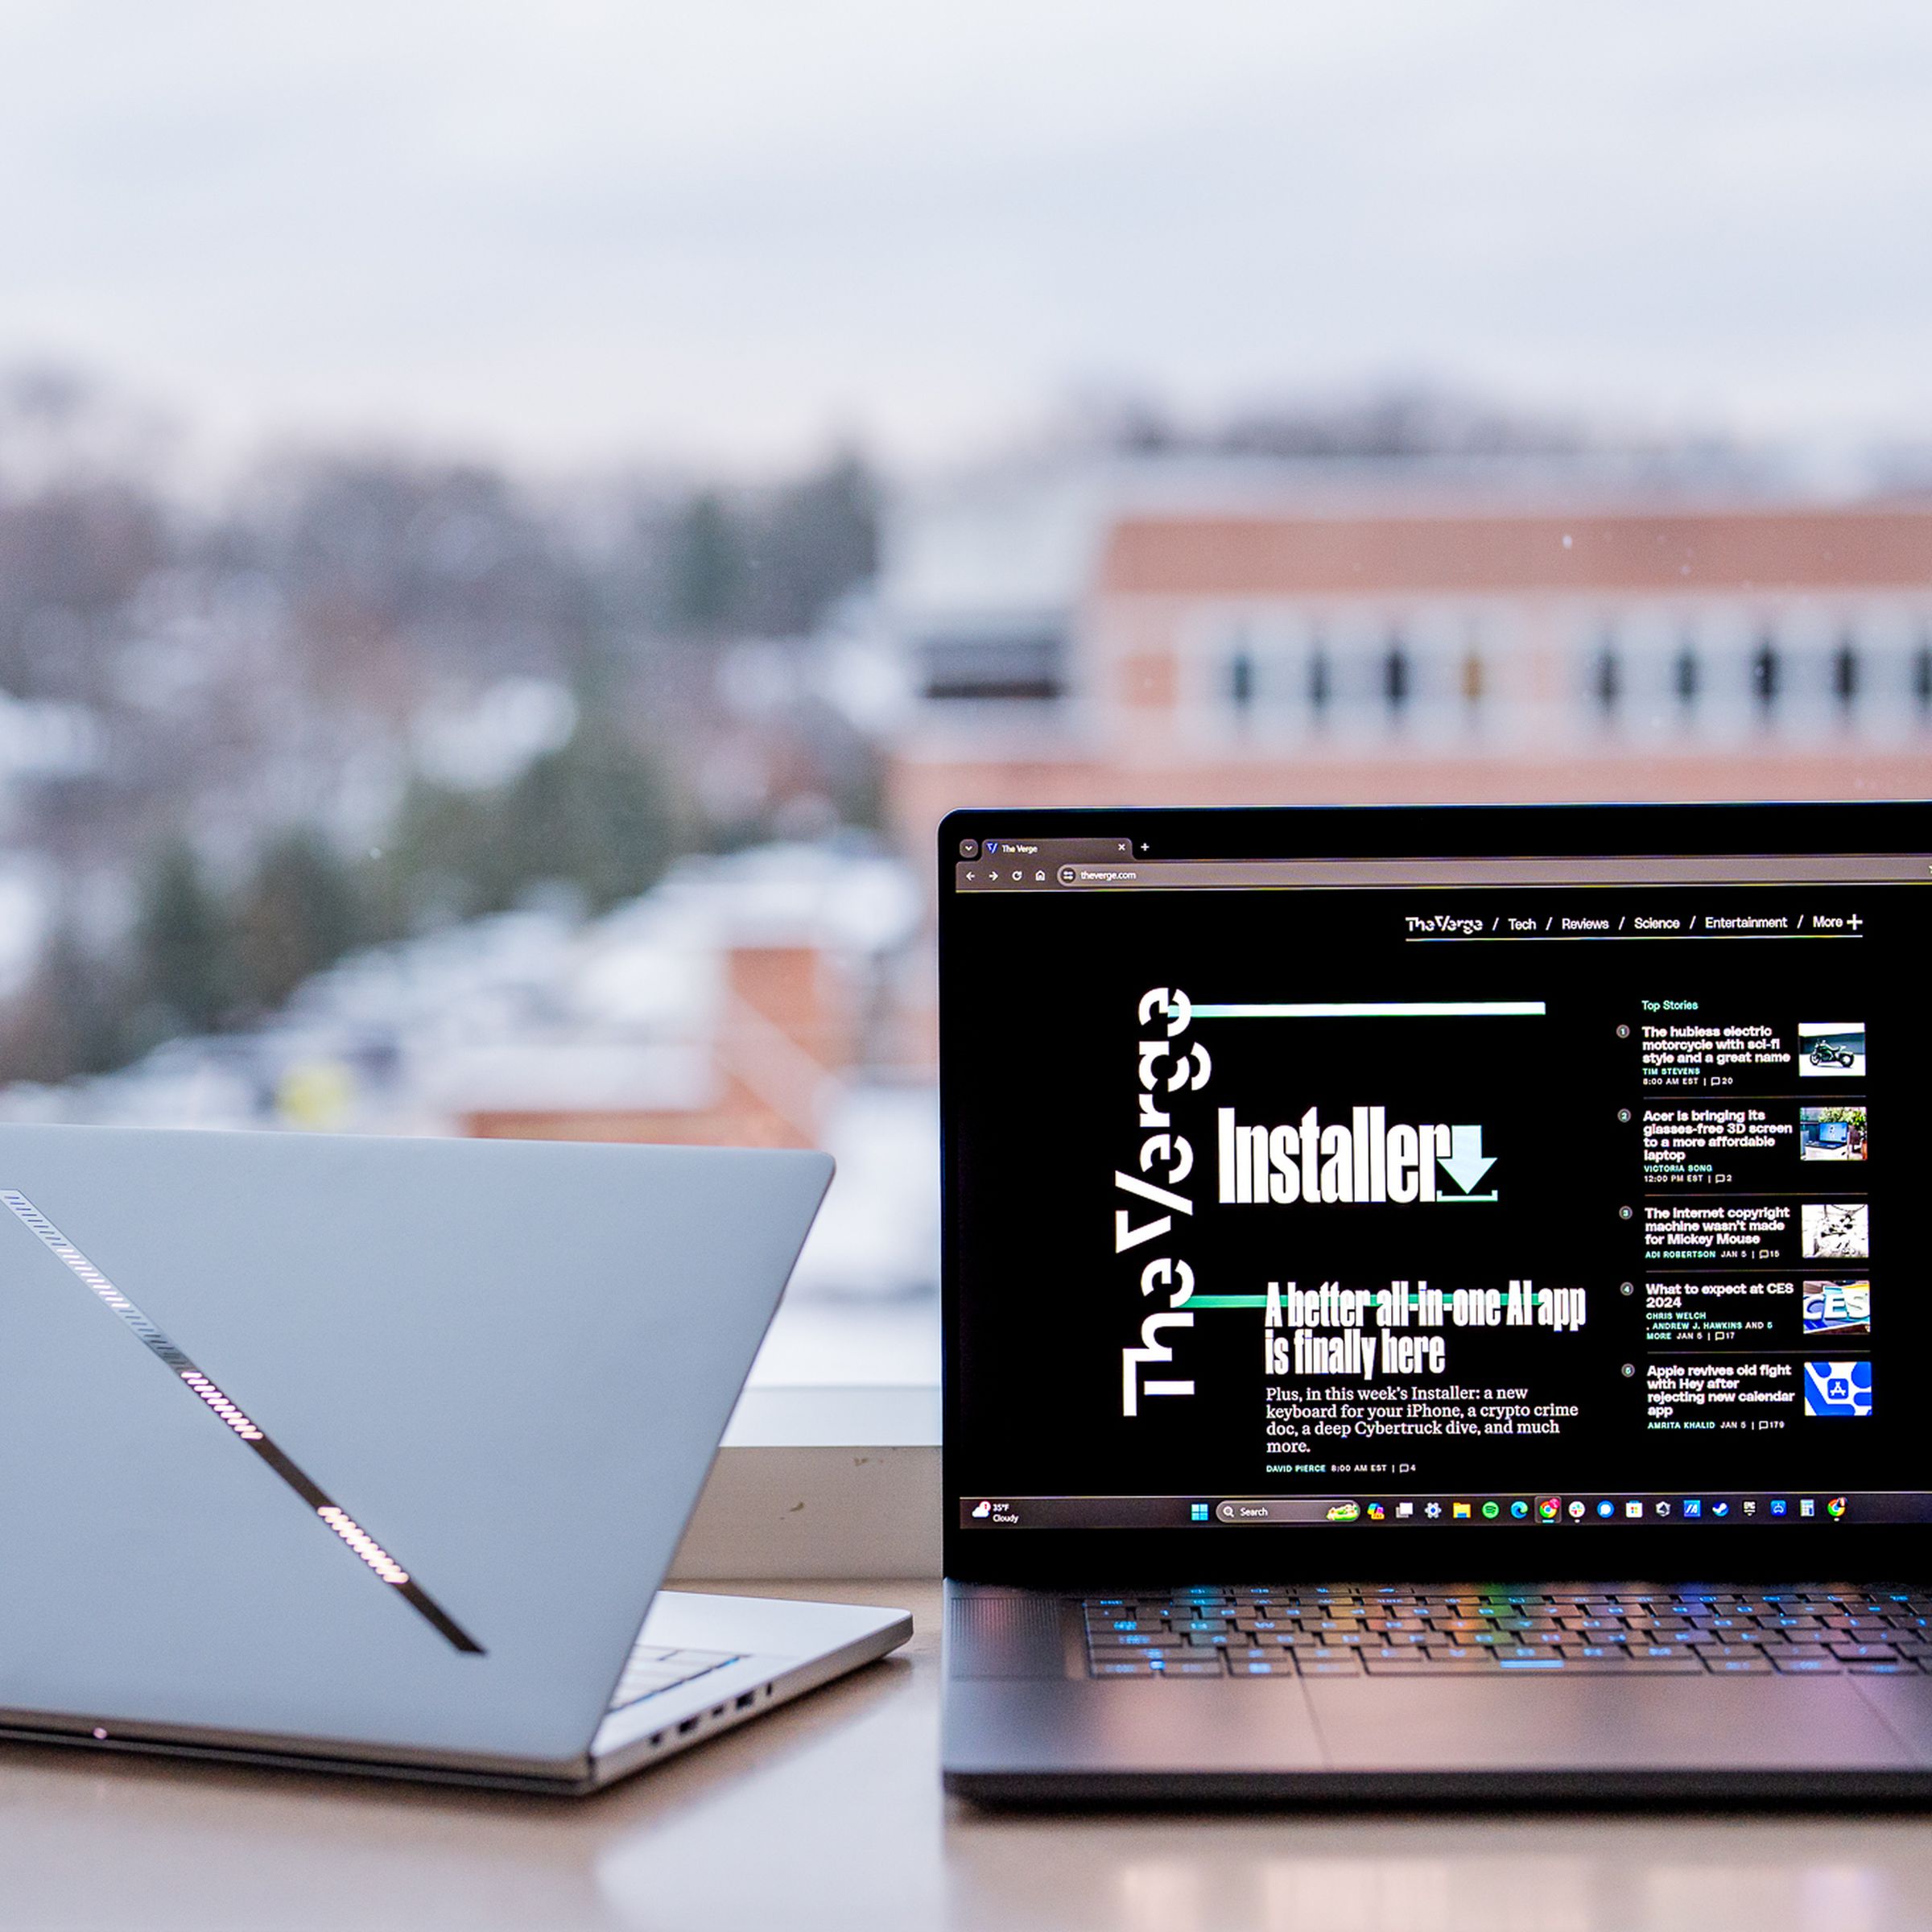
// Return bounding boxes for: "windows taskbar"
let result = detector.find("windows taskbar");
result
[955,1492,1932,1530]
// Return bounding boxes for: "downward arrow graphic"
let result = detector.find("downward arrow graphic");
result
[1439,1125,1496,1195]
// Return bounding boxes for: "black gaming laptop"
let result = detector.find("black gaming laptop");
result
[939,800,1932,1800]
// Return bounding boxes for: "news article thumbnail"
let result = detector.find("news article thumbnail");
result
[1799,1022,1866,1078]
[1800,1107,1866,1161]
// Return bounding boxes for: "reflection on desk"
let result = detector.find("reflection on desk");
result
[2,1580,1930,1931]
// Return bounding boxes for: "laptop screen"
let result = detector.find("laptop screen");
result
[939,803,1930,1578]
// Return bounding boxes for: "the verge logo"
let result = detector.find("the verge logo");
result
[1216,1106,1499,1204]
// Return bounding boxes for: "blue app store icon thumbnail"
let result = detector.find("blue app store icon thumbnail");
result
[1804,1360,1873,1418]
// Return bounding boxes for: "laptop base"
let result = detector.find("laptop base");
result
[943,1581,1932,1805]
[0,1593,910,1796]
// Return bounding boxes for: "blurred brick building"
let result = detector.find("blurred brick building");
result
[884,460,1932,839]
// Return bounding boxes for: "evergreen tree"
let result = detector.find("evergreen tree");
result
[667,490,743,634]
[133,840,236,1036]
[368,777,503,933]
[748,448,879,635]
[488,720,679,911]
[235,827,365,1014]
[0,925,127,1084]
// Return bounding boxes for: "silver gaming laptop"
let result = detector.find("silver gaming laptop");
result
[0,1125,908,1792]
[939,801,1932,1801]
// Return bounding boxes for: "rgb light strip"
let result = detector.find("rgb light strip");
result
[2,1191,483,1654]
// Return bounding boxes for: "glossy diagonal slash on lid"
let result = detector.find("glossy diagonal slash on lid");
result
[0,1188,485,1655]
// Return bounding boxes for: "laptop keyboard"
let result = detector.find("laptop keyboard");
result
[1082,1586,1932,1677]
[609,1641,743,1710]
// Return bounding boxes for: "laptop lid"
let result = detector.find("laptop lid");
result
[0,1125,830,1773]
[939,800,1926,1585]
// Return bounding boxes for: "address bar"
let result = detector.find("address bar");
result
[1042,855,1932,890]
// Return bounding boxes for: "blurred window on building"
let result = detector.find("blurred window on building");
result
[1227,645,1256,716]
[1675,642,1700,708]
[1834,637,1860,708]
[1382,637,1411,712]
[1592,638,1620,714]
[1308,643,1333,716]
[917,625,1067,704]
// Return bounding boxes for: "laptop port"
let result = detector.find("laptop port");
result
[677,1716,700,1735]
[735,1692,756,1711]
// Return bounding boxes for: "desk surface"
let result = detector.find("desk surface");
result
[9,1578,1932,1932]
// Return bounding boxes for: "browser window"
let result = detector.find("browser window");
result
[945,819,1926,1542]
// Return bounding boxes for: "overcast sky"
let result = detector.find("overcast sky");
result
[3,1,1930,473]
